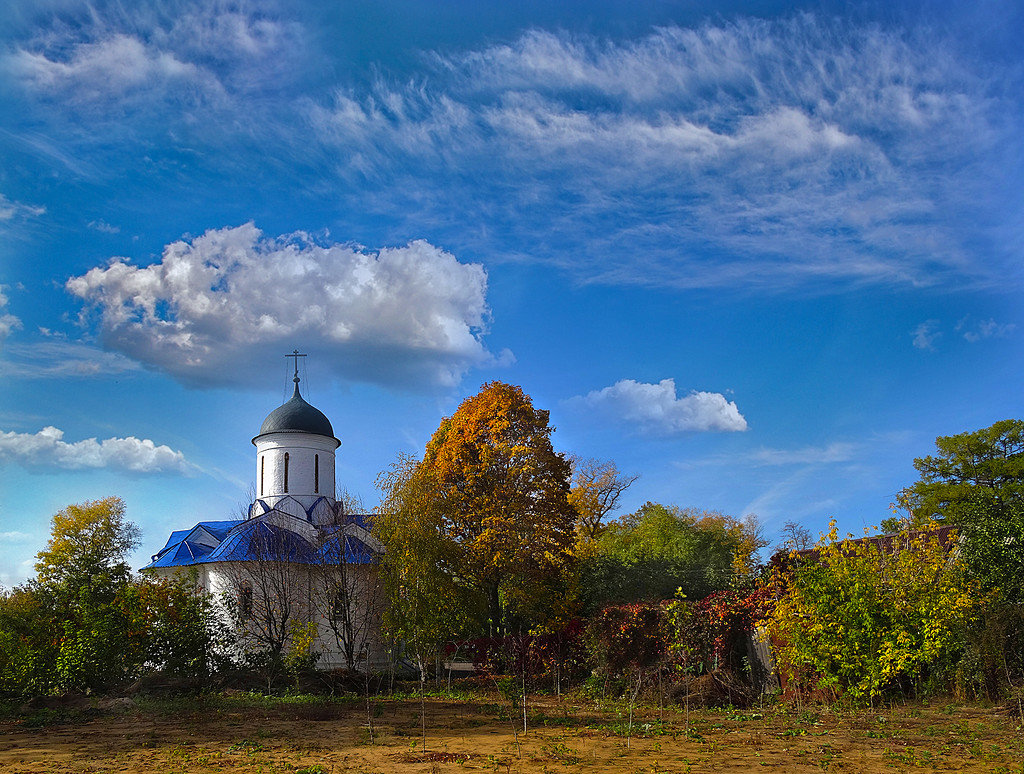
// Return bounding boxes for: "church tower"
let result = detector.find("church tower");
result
[251,352,341,524]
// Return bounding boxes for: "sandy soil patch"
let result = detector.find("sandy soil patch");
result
[1,691,1021,773]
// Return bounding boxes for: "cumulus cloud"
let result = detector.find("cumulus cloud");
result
[0,426,192,474]
[67,223,496,388]
[307,18,1016,290]
[912,320,941,350]
[567,379,747,434]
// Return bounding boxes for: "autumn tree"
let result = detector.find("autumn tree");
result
[568,456,638,544]
[35,496,140,589]
[377,382,578,640]
[376,455,470,671]
[426,382,577,635]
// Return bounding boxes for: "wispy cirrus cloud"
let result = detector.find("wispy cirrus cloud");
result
[0,426,192,474]
[5,11,1020,293]
[307,18,1020,291]
[67,223,503,389]
[0,339,142,378]
[0,286,22,349]
[565,378,747,435]
[748,442,859,466]
[87,219,120,234]
[0,194,45,222]
[4,1,305,116]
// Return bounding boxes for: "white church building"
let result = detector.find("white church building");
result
[143,357,385,670]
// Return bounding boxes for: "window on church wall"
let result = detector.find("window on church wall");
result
[284,452,289,493]
[332,586,348,621]
[314,454,319,493]
[260,456,265,496]
[239,581,253,619]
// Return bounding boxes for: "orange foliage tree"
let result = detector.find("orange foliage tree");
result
[380,382,578,638]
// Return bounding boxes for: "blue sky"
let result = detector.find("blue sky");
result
[1,0,1022,585]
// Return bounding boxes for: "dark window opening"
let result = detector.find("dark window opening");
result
[260,456,264,496]
[239,582,253,619]
[332,587,348,621]
[314,454,319,493]
[283,452,289,493]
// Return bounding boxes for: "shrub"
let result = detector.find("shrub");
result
[765,522,987,701]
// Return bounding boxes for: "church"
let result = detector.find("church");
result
[143,356,385,670]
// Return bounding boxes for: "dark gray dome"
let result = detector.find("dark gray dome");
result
[253,384,339,445]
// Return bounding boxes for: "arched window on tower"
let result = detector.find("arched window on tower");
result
[283,452,289,493]
[260,456,265,496]
[314,454,319,493]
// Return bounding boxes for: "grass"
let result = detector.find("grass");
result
[1,688,1022,773]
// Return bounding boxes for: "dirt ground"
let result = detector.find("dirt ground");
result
[1,690,1022,773]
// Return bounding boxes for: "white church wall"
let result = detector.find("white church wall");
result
[255,432,338,507]
[154,559,385,671]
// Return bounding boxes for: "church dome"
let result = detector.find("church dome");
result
[254,383,337,441]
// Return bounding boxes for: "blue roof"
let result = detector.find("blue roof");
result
[316,528,379,564]
[147,539,215,568]
[141,515,377,571]
[206,521,317,564]
[192,521,242,540]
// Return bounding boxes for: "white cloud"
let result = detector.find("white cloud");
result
[0,340,142,378]
[912,320,941,350]
[11,33,201,101]
[749,442,858,466]
[567,378,747,434]
[0,287,22,349]
[956,316,1016,343]
[87,219,120,234]
[0,531,33,542]
[67,223,496,388]
[0,194,45,222]
[5,3,304,110]
[308,18,1015,290]
[0,426,192,474]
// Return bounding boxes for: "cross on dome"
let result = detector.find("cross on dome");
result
[287,349,307,387]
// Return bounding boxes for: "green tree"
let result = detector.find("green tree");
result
[903,418,1024,525]
[32,497,142,692]
[586,502,766,609]
[898,419,1024,686]
[0,497,226,697]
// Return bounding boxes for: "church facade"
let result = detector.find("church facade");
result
[143,365,385,670]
